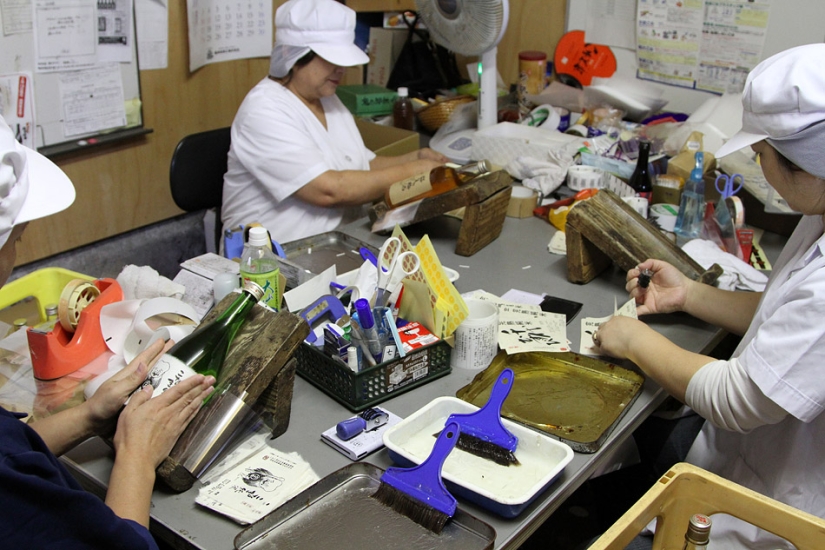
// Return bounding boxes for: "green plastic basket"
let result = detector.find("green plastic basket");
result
[295,341,451,412]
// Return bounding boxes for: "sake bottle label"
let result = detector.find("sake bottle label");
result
[135,354,197,399]
[387,172,432,206]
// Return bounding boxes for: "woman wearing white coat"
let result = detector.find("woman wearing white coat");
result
[594,43,825,548]
[221,0,447,244]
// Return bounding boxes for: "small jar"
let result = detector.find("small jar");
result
[518,51,547,118]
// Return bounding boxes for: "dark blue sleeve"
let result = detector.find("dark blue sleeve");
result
[0,408,159,550]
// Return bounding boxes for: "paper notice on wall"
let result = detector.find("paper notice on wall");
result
[636,0,770,93]
[96,0,133,64]
[135,0,168,70]
[585,0,637,49]
[1,0,34,35]
[58,63,126,136]
[33,0,99,73]
[0,72,35,149]
[186,0,272,72]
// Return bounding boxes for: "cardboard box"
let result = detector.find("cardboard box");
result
[336,84,397,116]
[355,118,419,157]
[366,27,407,88]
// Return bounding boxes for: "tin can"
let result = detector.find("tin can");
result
[518,51,547,118]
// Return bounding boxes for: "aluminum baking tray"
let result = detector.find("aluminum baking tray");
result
[456,351,644,453]
[277,231,378,289]
[233,462,496,550]
[383,396,574,518]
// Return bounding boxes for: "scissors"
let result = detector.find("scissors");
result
[715,173,744,200]
[374,237,420,307]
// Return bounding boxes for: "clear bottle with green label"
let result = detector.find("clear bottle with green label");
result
[240,226,281,311]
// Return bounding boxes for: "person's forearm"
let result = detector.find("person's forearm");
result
[297,160,434,206]
[625,326,715,402]
[30,403,98,456]
[682,281,762,336]
[106,457,156,527]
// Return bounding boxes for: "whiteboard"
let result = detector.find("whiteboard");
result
[565,0,825,113]
[0,4,143,154]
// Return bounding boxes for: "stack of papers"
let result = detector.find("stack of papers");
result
[197,432,319,525]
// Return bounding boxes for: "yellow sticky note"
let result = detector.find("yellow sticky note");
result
[398,279,437,336]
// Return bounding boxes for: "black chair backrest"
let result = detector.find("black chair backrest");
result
[169,127,231,212]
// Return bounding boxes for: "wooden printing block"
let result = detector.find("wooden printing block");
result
[369,170,514,256]
[157,298,309,492]
[455,185,513,256]
[565,189,722,285]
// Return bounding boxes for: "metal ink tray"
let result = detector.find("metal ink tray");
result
[456,351,644,453]
[233,463,496,550]
[277,231,378,289]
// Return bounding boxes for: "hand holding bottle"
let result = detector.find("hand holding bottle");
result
[84,339,174,434]
[626,259,692,316]
[115,370,215,469]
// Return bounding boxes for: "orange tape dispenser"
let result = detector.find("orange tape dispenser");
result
[27,278,124,380]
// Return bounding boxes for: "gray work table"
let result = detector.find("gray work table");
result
[61,214,788,550]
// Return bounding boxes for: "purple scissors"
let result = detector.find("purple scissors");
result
[715,173,744,199]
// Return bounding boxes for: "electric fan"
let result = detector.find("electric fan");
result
[415,0,509,131]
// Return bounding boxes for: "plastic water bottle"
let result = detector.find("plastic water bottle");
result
[674,152,706,241]
[240,226,281,311]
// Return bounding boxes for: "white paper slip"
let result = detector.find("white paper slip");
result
[180,252,240,280]
[579,297,638,356]
[196,443,319,525]
[321,408,403,461]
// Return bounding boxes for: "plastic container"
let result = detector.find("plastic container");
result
[590,462,825,549]
[240,227,281,310]
[392,87,414,131]
[383,396,574,517]
[0,268,94,327]
[294,340,450,412]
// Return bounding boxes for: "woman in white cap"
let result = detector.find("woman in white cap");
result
[222,0,448,244]
[0,118,215,547]
[593,43,825,548]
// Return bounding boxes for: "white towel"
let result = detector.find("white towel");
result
[116,264,186,301]
[682,239,768,292]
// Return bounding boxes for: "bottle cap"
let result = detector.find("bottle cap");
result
[354,298,375,329]
[242,279,266,301]
[247,226,270,247]
[397,87,409,97]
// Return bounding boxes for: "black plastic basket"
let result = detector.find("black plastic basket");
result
[295,341,451,412]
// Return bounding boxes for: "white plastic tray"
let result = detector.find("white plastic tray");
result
[383,396,574,517]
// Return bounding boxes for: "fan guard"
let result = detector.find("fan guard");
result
[416,0,507,56]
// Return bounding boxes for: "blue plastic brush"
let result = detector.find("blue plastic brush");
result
[372,421,460,534]
[447,368,519,466]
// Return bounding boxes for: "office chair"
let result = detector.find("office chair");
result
[169,127,231,252]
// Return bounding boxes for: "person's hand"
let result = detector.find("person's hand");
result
[113,371,215,469]
[416,147,449,163]
[626,259,692,316]
[591,315,652,360]
[83,339,173,436]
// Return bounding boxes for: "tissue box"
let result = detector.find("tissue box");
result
[472,122,578,166]
[336,85,396,116]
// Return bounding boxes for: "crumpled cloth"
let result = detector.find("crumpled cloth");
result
[116,264,186,301]
[505,148,577,197]
[682,239,768,292]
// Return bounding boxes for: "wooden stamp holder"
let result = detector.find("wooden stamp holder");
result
[565,189,722,285]
[369,170,514,256]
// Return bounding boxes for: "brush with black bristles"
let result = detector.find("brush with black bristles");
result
[447,368,519,466]
[372,421,460,534]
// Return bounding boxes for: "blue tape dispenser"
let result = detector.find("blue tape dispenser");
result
[300,294,348,345]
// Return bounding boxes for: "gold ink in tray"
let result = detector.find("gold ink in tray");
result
[456,351,644,453]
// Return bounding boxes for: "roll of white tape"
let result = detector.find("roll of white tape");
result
[521,104,561,130]
[451,300,499,370]
[650,203,679,232]
[566,165,603,191]
[507,185,539,218]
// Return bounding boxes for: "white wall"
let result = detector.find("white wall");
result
[565,1,825,114]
